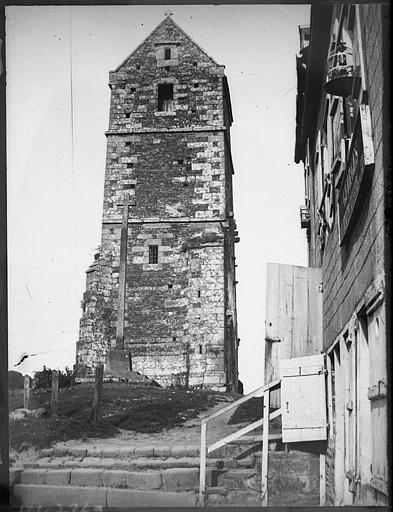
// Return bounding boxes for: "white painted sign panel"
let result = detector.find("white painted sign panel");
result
[280,354,327,442]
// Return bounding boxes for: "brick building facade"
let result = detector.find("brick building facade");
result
[294,3,390,505]
[75,15,239,390]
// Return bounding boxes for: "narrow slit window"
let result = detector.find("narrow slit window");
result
[197,290,201,298]
[164,48,171,60]
[148,245,158,264]
[158,83,174,111]
[199,345,203,354]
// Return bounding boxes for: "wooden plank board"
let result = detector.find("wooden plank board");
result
[320,454,326,505]
[265,263,323,409]
[261,389,270,506]
[280,354,327,442]
[23,375,30,410]
[199,422,207,506]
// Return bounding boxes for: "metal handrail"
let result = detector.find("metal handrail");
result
[199,378,282,506]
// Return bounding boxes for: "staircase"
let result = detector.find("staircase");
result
[10,435,319,507]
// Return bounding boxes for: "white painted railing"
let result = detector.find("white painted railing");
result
[199,378,281,506]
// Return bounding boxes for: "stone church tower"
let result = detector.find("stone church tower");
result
[76,15,239,390]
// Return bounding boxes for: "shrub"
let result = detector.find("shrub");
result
[32,366,76,390]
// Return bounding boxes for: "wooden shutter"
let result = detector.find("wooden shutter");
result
[280,354,327,442]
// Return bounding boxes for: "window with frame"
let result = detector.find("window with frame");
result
[164,48,171,60]
[148,245,159,264]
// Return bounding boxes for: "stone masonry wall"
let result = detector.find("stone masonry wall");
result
[76,16,238,389]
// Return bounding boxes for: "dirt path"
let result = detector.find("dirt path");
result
[11,401,248,466]
[54,402,246,450]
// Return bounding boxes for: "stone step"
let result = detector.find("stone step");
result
[22,455,249,471]
[208,434,284,458]
[10,449,320,508]
[11,484,197,508]
[24,453,256,471]
[42,444,200,459]
[43,434,282,461]
[12,466,206,491]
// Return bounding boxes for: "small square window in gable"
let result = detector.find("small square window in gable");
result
[155,45,178,66]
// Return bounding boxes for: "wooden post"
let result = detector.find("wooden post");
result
[261,389,270,506]
[23,375,30,409]
[51,370,59,417]
[199,421,207,506]
[89,365,103,424]
[320,453,326,506]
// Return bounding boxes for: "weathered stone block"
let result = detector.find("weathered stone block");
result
[126,471,162,490]
[162,467,199,491]
[45,470,71,486]
[67,447,87,457]
[107,488,196,507]
[101,470,127,488]
[70,469,103,487]
[11,484,107,508]
[171,445,199,458]
[153,446,172,457]
[134,446,154,457]
[20,469,47,485]
[40,448,54,458]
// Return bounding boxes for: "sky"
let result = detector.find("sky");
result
[6,4,310,392]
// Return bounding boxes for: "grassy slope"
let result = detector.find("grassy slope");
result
[9,383,234,451]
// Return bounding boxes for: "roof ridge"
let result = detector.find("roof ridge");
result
[112,15,221,73]
[168,17,221,67]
